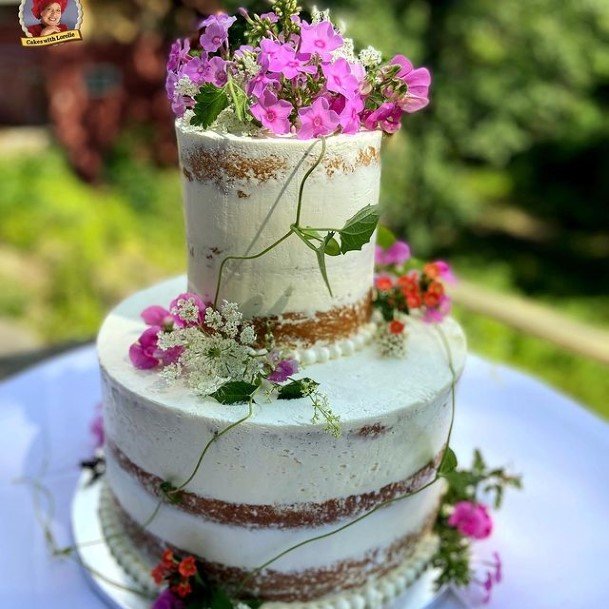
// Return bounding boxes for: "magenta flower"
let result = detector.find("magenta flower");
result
[448,501,493,539]
[336,96,364,134]
[375,241,411,266]
[169,292,207,327]
[364,102,403,134]
[152,589,184,609]
[268,44,317,79]
[259,38,284,64]
[90,405,104,449]
[251,89,294,135]
[182,56,213,85]
[423,294,452,324]
[200,21,230,53]
[268,359,299,383]
[198,13,237,31]
[390,55,431,113]
[129,327,163,370]
[297,97,340,139]
[141,305,173,328]
[167,38,191,72]
[322,59,361,99]
[298,21,343,61]
[434,260,456,284]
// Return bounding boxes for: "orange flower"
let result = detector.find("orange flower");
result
[178,556,198,578]
[151,564,166,585]
[375,275,394,291]
[423,262,439,279]
[389,320,405,335]
[174,580,192,598]
[162,549,175,568]
[423,281,444,308]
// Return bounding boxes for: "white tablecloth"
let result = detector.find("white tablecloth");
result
[1,346,608,609]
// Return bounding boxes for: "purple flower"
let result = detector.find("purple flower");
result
[268,359,299,383]
[364,102,403,134]
[208,56,229,87]
[297,97,340,139]
[251,89,294,135]
[423,294,452,324]
[182,56,213,85]
[198,13,237,30]
[167,38,191,72]
[298,21,344,61]
[129,327,163,370]
[152,589,184,609]
[268,44,317,79]
[171,93,194,118]
[322,59,361,99]
[448,501,493,540]
[259,11,279,23]
[375,241,411,266]
[390,55,431,113]
[165,72,178,101]
[200,21,231,53]
[259,38,284,64]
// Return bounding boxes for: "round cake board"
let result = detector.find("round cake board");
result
[71,473,447,609]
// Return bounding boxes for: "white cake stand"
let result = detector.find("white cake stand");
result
[71,473,449,609]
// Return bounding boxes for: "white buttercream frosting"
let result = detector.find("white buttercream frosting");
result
[175,124,382,342]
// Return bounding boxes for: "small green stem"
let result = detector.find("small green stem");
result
[295,137,327,226]
[435,324,457,473]
[213,231,293,308]
[172,400,254,493]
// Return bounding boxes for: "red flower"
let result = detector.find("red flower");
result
[389,320,405,335]
[151,564,167,585]
[423,281,445,308]
[178,556,197,578]
[162,549,175,568]
[375,275,394,291]
[173,580,192,598]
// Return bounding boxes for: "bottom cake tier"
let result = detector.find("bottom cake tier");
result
[99,483,441,609]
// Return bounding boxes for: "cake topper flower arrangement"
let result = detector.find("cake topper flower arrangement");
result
[166,0,431,137]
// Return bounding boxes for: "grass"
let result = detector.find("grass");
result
[0,145,607,419]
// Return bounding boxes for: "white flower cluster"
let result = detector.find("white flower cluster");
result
[157,301,262,398]
[332,37,356,62]
[175,75,199,98]
[359,46,383,68]
[376,322,409,358]
[209,107,260,136]
[311,5,331,23]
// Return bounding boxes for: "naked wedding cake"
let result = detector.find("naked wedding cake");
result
[96,4,471,608]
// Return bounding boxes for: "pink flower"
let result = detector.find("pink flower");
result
[169,292,207,327]
[152,589,184,609]
[298,21,343,61]
[90,405,104,449]
[251,89,293,135]
[448,501,493,540]
[141,305,173,328]
[129,327,163,370]
[322,59,361,99]
[336,96,364,134]
[423,294,452,324]
[434,260,456,284]
[165,72,178,101]
[259,38,284,64]
[297,97,340,139]
[268,359,299,383]
[390,55,431,113]
[182,56,213,85]
[364,102,403,134]
[200,21,230,53]
[167,38,191,72]
[268,44,317,79]
[375,241,411,266]
[198,13,236,31]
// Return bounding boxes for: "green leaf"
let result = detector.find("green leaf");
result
[323,233,341,256]
[278,378,319,400]
[210,381,257,405]
[210,586,234,609]
[228,78,249,123]
[339,205,381,254]
[439,447,458,475]
[191,84,230,129]
[377,225,396,249]
[316,245,333,296]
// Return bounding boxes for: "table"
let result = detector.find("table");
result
[1,346,608,609]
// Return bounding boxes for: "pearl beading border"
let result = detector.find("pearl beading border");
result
[292,323,377,366]
[99,483,439,608]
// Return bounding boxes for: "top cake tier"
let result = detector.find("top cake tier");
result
[176,122,382,349]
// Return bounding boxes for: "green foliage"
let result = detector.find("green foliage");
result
[192,85,230,128]
[277,378,319,400]
[338,205,381,254]
[210,381,258,405]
